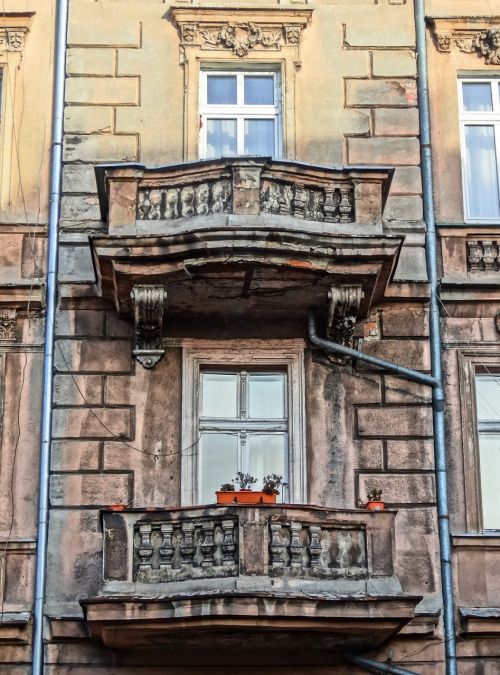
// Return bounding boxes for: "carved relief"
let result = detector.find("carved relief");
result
[327,285,364,348]
[137,180,232,221]
[433,24,500,64]
[0,28,28,53]
[130,285,167,369]
[467,240,499,272]
[269,521,367,579]
[134,518,239,583]
[261,180,354,223]
[175,19,309,57]
[0,310,16,342]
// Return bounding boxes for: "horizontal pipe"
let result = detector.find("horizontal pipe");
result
[308,311,438,388]
[345,652,419,675]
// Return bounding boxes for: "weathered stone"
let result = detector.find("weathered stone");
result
[357,406,433,437]
[384,375,432,404]
[386,440,434,470]
[345,15,414,48]
[50,441,101,471]
[381,306,429,337]
[356,440,385,470]
[63,134,138,162]
[357,338,430,371]
[65,106,113,135]
[54,374,103,406]
[50,473,130,506]
[66,77,139,106]
[390,166,422,195]
[385,196,423,222]
[62,164,99,194]
[68,5,140,47]
[52,407,132,439]
[359,473,436,504]
[56,310,105,337]
[372,51,417,77]
[348,137,420,165]
[54,339,131,373]
[374,108,420,136]
[61,195,101,222]
[58,246,96,284]
[67,48,115,76]
[346,79,417,107]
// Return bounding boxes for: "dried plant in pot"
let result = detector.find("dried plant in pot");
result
[216,473,281,505]
[365,488,384,511]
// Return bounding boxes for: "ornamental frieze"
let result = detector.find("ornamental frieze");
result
[429,18,500,64]
[171,7,312,58]
[0,27,28,53]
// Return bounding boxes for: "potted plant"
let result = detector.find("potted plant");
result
[216,472,282,505]
[365,488,384,511]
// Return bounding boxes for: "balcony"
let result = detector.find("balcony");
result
[82,505,420,664]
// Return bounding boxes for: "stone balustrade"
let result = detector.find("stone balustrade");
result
[467,240,500,272]
[102,504,398,594]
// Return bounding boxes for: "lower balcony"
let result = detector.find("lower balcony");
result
[82,505,420,665]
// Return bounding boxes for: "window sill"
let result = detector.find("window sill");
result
[452,533,500,549]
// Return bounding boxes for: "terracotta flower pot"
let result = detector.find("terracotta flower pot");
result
[216,490,277,505]
[108,503,126,511]
[366,500,385,512]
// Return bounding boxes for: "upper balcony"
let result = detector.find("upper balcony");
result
[81,504,420,665]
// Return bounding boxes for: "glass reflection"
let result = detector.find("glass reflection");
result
[476,377,500,421]
[244,76,274,105]
[248,434,286,499]
[199,433,238,504]
[462,83,493,112]
[465,126,500,218]
[207,76,237,105]
[244,119,275,156]
[207,119,237,158]
[479,435,500,529]
[248,373,285,419]
[202,373,238,418]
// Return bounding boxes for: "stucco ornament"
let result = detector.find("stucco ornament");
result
[327,285,364,349]
[0,310,16,342]
[0,28,27,53]
[472,29,500,64]
[201,22,281,56]
[130,285,167,369]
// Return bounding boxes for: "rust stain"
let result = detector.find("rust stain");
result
[287,259,313,269]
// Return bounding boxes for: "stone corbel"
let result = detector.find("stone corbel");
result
[130,285,167,369]
[0,309,17,343]
[327,285,364,349]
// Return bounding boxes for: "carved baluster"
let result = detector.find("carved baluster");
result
[159,523,175,570]
[323,188,340,223]
[467,241,484,271]
[308,525,322,568]
[137,524,154,572]
[339,185,353,223]
[279,184,293,215]
[289,521,303,568]
[269,523,285,568]
[201,521,216,567]
[293,184,308,219]
[482,241,496,271]
[180,522,196,568]
[221,519,237,567]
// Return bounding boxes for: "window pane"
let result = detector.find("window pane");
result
[244,76,274,105]
[462,83,493,112]
[207,75,237,104]
[199,433,238,504]
[465,126,500,219]
[476,377,500,421]
[479,434,500,529]
[244,119,275,156]
[202,373,238,418]
[248,434,286,494]
[206,119,237,158]
[248,373,285,419]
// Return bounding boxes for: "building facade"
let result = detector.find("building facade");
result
[0,0,499,673]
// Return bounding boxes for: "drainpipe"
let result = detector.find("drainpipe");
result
[32,1,68,674]
[414,1,457,673]
[345,652,419,675]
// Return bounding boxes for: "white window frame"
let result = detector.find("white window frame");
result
[199,67,282,159]
[181,340,306,506]
[458,77,500,225]
[474,374,500,531]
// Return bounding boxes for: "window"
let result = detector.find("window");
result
[199,69,281,159]
[198,370,288,504]
[459,79,500,223]
[181,341,306,506]
[474,375,500,530]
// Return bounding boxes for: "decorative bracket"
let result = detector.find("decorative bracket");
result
[130,285,167,369]
[327,285,364,349]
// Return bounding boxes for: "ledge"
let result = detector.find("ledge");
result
[460,607,500,636]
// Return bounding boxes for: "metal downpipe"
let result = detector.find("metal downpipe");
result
[345,652,419,675]
[414,1,457,673]
[308,312,438,388]
[32,1,68,673]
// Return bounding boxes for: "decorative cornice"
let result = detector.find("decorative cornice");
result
[171,7,311,57]
[428,17,500,63]
[0,27,28,53]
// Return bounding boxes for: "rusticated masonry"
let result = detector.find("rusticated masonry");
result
[134,518,239,583]
[137,180,232,221]
[467,240,499,272]
[269,521,368,579]
[260,180,354,223]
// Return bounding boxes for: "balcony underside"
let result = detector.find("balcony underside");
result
[91,227,402,320]
[82,592,420,665]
